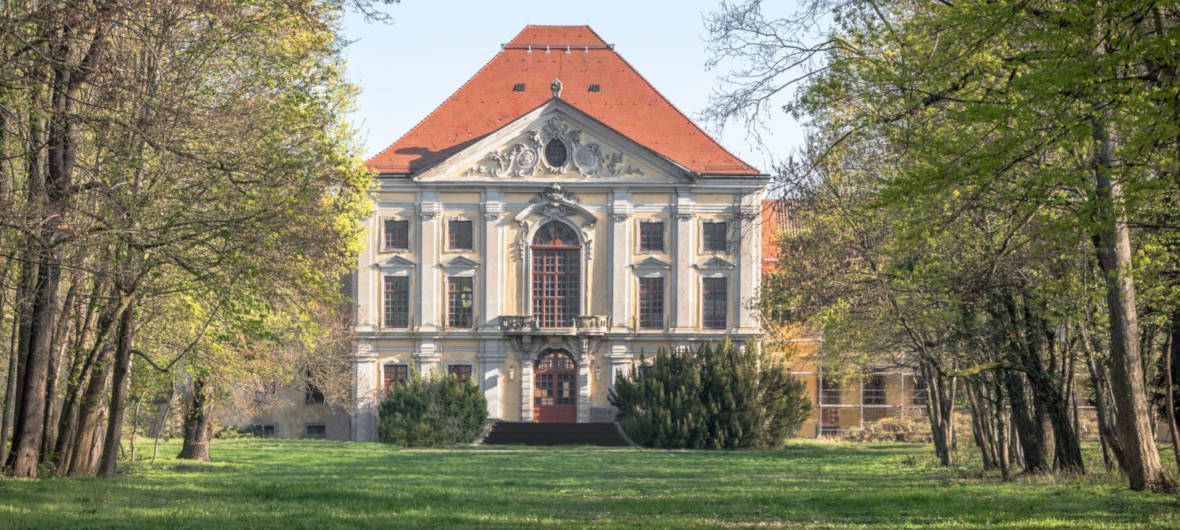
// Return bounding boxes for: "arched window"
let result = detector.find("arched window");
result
[532,221,581,327]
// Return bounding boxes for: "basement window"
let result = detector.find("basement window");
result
[304,424,326,439]
[588,84,600,92]
[513,83,526,92]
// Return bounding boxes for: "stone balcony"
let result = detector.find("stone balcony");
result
[498,315,611,335]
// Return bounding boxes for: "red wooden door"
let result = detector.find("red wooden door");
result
[534,351,577,423]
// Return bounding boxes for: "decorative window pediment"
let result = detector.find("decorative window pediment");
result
[632,257,671,271]
[694,257,735,271]
[377,255,415,274]
[440,256,480,276]
[514,184,596,259]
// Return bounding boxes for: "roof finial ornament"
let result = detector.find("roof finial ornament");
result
[550,78,563,99]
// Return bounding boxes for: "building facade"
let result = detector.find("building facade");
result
[346,26,768,441]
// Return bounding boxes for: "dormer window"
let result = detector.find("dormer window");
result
[544,139,568,167]
[588,84,600,92]
[513,83,526,92]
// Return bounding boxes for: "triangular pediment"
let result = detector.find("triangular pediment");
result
[439,256,480,271]
[695,257,735,270]
[632,257,671,270]
[414,101,692,183]
[376,255,415,270]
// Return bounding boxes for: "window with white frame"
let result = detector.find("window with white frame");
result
[638,220,665,252]
[447,276,474,328]
[638,276,665,329]
[701,220,729,253]
[447,219,473,251]
[383,218,409,251]
[701,277,728,329]
[383,275,410,328]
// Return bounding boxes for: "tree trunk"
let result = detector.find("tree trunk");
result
[129,398,142,464]
[40,281,77,463]
[1166,314,1180,471]
[177,378,213,461]
[68,343,114,476]
[1004,371,1048,473]
[98,300,135,477]
[152,389,173,465]
[10,256,61,477]
[1091,116,1175,493]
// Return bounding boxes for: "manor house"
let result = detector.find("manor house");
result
[340,25,768,440]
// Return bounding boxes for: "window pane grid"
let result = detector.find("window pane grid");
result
[703,222,728,252]
[383,219,409,250]
[383,276,409,328]
[448,365,472,384]
[448,220,473,250]
[639,221,664,252]
[383,364,408,394]
[702,277,728,329]
[447,277,474,328]
[638,276,664,329]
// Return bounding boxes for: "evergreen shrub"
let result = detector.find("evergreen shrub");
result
[609,341,810,449]
[378,371,487,447]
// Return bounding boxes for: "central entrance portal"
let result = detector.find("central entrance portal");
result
[533,350,577,423]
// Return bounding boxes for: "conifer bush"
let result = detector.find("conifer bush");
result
[610,341,810,449]
[378,371,487,447]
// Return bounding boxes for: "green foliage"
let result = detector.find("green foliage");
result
[610,341,810,449]
[378,371,487,447]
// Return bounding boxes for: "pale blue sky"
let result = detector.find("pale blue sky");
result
[340,0,804,172]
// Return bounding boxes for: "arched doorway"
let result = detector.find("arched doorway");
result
[533,350,577,423]
[531,221,581,328]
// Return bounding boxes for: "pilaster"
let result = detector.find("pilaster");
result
[415,340,441,376]
[479,340,507,419]
[351,340,378,442]
[608,192,632,331]
[417,193,442,331]
[482,192,505,330]
[519,360,534,423]
[672,191,696,330]
[606,340,633,389]
[737,196,761,331]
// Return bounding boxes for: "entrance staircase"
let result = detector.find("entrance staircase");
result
[478,422,634,446]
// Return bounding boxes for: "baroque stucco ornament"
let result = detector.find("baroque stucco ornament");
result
[464,116,643,178]
[514,184,596,259]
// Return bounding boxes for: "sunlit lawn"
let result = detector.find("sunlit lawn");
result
[1,438,1178,528]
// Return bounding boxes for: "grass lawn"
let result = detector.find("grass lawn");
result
[1,439,1178,528]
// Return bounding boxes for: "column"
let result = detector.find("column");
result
[519,358,534,422]
[479,340,506,419]
[609,192,632,330]
[417,193,442,331]
[482,192,505,329]
[351,340,378,441]
[673,191,696,330]
[736,196,761,331]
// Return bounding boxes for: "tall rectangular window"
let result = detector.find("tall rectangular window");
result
[638,276,665,329]
[383,276,409,328]
[448,220,473,250]
[447,276,474,328]
[702,277,728,329]
[639,221,664,252]
[383,219,409,250]
[383,364,408,395]
[702,221,729,252]
[448,364,473,384]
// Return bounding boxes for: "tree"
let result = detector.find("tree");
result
[708,0,1179,492]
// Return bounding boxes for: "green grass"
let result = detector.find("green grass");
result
[1,439,1178,528]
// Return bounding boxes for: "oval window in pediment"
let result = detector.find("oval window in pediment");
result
[544,138,568,167]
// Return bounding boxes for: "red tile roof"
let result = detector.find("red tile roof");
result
[367,25,760,176]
